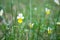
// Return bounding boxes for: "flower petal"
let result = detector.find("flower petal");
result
[18,18,23,23]
[21,16,24,19]
[17,16,20,19]
[18,13,23,17]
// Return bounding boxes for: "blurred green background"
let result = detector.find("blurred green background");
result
[0,0,60,40]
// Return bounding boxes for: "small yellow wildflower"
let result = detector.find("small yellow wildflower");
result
[45,8,50,15]
[48,27,52,34]
[17,13,24,23]
[18,18,23,23]
[29,23,34,28]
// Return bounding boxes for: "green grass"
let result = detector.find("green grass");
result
[0,0,60,40]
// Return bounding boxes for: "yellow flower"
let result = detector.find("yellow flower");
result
[48,29,52,34]
[48,27,52,34]
[17,13,24,23]
[29,23,34,28]
[18,18,23,23]
[45,8,50,15]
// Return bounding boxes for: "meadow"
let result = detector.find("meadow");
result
[0,0,60,40]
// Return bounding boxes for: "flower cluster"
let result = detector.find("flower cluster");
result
[17,13,24,23]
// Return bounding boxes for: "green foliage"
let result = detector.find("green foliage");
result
[0,0,60,40]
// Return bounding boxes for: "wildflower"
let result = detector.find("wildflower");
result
[54,0,59,5]
[0,9,3,16]
[56,22,60,25]
[29,22,34,28]
[48,27,52,34]
[17,13,24,23]
[45,8,50,15]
